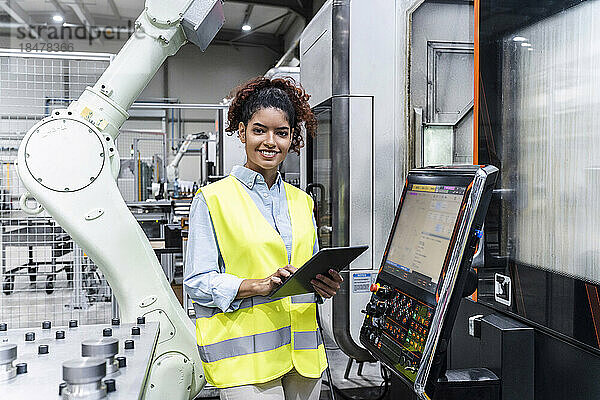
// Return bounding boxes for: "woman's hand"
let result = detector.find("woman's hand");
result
[311,269,343,299]
[236,265,297,298]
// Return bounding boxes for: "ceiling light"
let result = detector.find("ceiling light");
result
[241,24,252,32]
[513,36,527,42]
[52,15,64,23]
[521,42,532,47]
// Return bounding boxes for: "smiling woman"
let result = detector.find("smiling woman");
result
[184,77,343,399]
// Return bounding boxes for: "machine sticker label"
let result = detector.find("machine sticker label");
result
[81,107,109,130]
[353,273,376,293]
[494,273,512,306]
[412,184,436,192]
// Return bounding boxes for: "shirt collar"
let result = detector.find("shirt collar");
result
[231,165,282,190]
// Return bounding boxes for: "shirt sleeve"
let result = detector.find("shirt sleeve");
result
[312,213,319,255]
[183,193,244,313]
[311,213,325,304]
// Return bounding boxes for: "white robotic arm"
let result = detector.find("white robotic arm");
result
[16,1,224,399]
[167,132,210,183]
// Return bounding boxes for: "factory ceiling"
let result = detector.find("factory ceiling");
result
[0,0,315,56]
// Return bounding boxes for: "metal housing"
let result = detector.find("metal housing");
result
[300,0,402,361]
[181,0,225,52]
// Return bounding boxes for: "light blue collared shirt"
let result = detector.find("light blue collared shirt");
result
[183,165,319,313]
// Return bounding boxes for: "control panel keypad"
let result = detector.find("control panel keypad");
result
[360,284,435,381]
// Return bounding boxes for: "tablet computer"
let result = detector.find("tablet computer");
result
[268,245,369,298]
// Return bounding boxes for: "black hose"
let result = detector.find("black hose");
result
[321,364,391,400]
[316,302,390,400]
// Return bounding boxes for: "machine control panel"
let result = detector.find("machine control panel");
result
[360,165,498,399]
[362,284,434,381]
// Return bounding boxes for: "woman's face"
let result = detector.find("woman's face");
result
[239,107,293,176]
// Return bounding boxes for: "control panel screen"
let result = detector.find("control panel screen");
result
[382,184,465,294]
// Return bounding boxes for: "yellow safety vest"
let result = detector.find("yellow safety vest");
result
[194,175,328,388]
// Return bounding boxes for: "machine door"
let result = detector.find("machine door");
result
[409,1,474,167]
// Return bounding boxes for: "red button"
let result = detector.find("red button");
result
[370,283,380,293]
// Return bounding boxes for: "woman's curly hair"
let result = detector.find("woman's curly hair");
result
[226,77,317,154]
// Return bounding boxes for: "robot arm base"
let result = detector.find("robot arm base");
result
[145,352,200,400]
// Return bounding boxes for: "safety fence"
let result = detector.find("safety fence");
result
[0,50,114,328]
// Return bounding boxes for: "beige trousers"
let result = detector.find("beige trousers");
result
[219,369,322,400]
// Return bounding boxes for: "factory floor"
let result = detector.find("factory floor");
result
[198,332,390,400]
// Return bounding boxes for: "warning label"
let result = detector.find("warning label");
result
[352,273,377,293]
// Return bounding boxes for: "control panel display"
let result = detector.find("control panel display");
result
[383,184,465,293]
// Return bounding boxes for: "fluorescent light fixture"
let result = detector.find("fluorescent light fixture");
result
[521,42,532,47]
[52,15,64,23]
[513,36,528,42]
[241,24,252,31]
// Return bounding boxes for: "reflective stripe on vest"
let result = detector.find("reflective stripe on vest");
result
[291,293,317,304]
[198,326,292,363]
[197,327,323,363]
[193,296,284,319]
[196,176,327,388]
[293,330,323,350]
[194,294,311,318]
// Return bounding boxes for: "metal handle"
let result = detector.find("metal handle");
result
[412,107,424,167]
[19,192,43,215]
[306,183,325,207]
[306,183,327,232]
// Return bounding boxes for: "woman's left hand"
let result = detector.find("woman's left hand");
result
[311,269,344,299]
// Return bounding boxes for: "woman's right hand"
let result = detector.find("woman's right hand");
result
[261,265,298,296]
[236,265,297,298]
